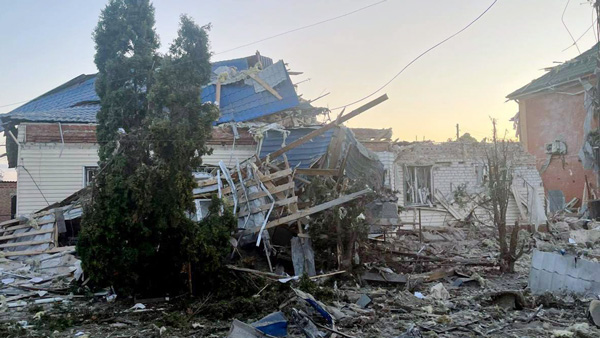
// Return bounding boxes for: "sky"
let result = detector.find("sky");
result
[0,0,598,180]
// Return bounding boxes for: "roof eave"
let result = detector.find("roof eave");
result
[506,73,594,100]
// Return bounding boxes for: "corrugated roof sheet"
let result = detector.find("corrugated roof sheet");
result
[507,43,599,99]
[341,127,385,189]
[202,60,299,123]
[4,75,99,124]
[2,55,298,125]
[259,127,335,169]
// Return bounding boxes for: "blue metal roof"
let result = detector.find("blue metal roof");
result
[259,127,335,169]
[2,55,298,125]
[202,61,299,123]
[3,75,99,124]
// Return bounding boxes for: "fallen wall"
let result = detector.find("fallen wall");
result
[529,249,600,297]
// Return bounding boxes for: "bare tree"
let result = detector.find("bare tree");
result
[484,120,528,273]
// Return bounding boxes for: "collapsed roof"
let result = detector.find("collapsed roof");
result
[1,53,304,128]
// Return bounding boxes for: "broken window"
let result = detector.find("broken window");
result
[84,166,98,187]
[475,164,489,185]
[404,166,432,206]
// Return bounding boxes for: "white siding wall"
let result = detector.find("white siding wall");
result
[375,151,396,191]
[17,143,99,216]
[201,145,256,167]
[16,136,256,216]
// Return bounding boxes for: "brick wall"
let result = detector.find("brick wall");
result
[519,90,596,203]
[0,181,16,222]
[22,123,256,146]
[25,123,98,143]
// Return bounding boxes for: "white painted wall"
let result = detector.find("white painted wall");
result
[201,145,256,167]
[16,142,99,216]
[374,151,396,191]
[16,129,256,216]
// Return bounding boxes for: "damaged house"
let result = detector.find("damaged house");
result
[0,52,385,217]
[507,43,600,211]
[392,141,547,229]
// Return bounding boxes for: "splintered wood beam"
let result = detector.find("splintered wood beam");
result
[237,196,298,217]
[243,188,371,235]
[262,94,388,161]
[0,239,53,249]
[0,228,54,242]
[248,73,283,100]
[1,246,75,258]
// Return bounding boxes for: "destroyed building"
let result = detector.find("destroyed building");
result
[0,52,385,217]
[507,43,599,210]
[351,128,396,190]
[392,141,547,229]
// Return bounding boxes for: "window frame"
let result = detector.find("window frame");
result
[83,166,99,187]
[404,165,434,206]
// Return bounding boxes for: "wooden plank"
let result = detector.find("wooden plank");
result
[295,168,339,176]
[238,196,298,217]
[2,246,75,258]
[262,95,388,161]
[0,239,53,249]
[241,182,294,203]
[243,189,371,234]
[0,228,54,242]
[0,223,38,234]
[0,219,21,228]
[253,168,292,184]
[200,180,294,201]
[433,190,465,221]
[247,73,283,100]
[196,177,221,188]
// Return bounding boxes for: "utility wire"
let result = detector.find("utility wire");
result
[563,18,597,52]
[0,2,386,110]
[329,0,499,111]
[0,100,29,109]
[214,0,387,55]
[562,0,581,54]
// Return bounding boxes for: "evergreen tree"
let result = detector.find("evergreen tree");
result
[78,1,230,295]
[78,0,160,294]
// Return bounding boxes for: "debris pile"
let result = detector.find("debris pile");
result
[0,207,82,317]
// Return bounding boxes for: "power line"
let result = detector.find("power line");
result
[0,2,386,110]
[0,100,29,109]
[214,0,387,55]
[561,0,581,54]
[329,0,499,111]
[562,18,597,52]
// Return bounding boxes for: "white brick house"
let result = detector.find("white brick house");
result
[394,141,546,228]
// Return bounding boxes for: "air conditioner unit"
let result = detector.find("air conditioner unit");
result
[545,140,567,155]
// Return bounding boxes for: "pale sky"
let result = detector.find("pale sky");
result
[1,0,598,180]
